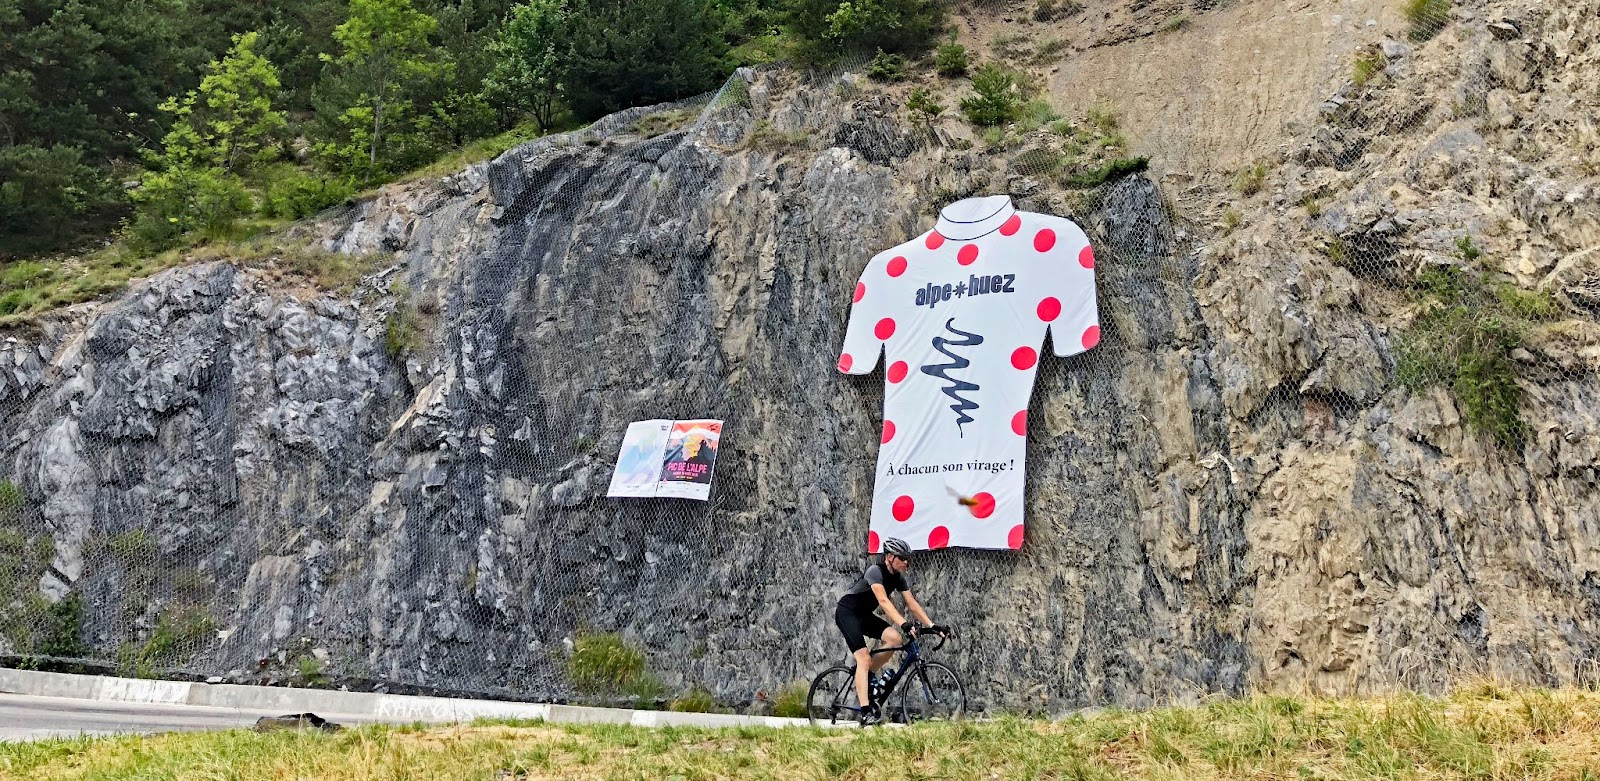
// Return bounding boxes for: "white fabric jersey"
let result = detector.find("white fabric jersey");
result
[838,195,1100,552]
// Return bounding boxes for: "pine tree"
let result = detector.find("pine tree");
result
[561,0,731,121]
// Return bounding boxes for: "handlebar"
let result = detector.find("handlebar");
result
[921,625,956,651]
[872,624,955,655]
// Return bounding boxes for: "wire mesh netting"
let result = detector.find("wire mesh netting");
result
[2,1,1598,712]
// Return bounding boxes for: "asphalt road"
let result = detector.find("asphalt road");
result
[0,693,365,742]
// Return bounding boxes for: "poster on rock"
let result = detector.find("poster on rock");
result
[838,195,1100,552]
[606,419,724,500]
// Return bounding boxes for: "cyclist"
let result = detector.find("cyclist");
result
[834,536,945,725]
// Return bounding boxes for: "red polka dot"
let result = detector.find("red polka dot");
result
[1034,229,1057,253]
[887,256,908,277]
[925,232,945,250]
[1037,297,1061,322]
[838,354,853,372]
[1000,215,1022,236]
[1082,325,1102,350]
[957,244,980,266]
[887,361,909,383]
[1079,245,1096,269]
[868,530,881,554]
[892,496,915,522]
[1007,525,1025,549]
[928,526,950,549]
[1011,410,1027,436]
[875,318,896,340]
[854,282,866,303]
[881,420,896,444]
[1011,346,1037,370]
[970,492,995,519]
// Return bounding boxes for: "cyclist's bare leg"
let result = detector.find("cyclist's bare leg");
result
[852,648,873,707]
[871,626,903,675]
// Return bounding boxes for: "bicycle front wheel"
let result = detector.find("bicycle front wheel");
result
[806,666,862,727]
[895,661,966,724]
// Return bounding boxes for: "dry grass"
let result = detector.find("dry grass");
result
[5,688,1600,780]
[0,220,389,329]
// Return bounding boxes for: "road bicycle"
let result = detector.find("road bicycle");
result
[805,626,966,727]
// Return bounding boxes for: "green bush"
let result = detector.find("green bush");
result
[127,166,254,251]
[1403,0,1451,42]
[0,480,23,520]
[37,593,89,658]
[0,593,87,659]
[788,0,948,61]
[297,654,330,686]
[934,38,970,77]
[569,632,649,694]
[116,604,215,678]
[866,49,907,82]
[772,682,810,718]
[1494,284,1561,322]
[0,289,43,317]
[0,144,112,255]
[1064,157,1149,189]
[961,64,1024,126]
[1395,266,1559,449]
[264,168,355,220]
[907,88,944,123]
[385,281,423,359]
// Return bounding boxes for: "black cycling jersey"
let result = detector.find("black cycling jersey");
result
[837,560,913,614]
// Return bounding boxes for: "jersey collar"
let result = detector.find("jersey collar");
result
[933,195,1016,241]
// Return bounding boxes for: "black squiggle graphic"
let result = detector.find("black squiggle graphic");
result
[920,318,984,436]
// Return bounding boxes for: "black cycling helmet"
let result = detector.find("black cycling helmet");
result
[882,537,912,559]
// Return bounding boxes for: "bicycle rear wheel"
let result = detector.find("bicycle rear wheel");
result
[895,661,966,724]
[806,666,863,727]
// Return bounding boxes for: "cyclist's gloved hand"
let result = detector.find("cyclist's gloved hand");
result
[930,624,950,635]
[900,620,918,635]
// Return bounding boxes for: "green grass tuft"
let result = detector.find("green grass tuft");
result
[666,688,720,713]
[771,682,809,718]
[1063,157,1149,189]
[1234,162,1269,196]
[1396,265,1563,448]
[569,632,650,696]
[1403,0,1452,42]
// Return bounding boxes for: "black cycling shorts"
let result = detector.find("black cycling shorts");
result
[834,604,891,654]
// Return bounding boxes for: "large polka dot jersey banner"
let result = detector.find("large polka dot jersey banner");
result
[839,196,1100,552]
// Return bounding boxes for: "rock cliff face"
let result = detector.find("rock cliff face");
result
[2,0,1599,713]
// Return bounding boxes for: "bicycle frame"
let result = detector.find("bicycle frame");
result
[867,635,924,704]
[827,632,935,716]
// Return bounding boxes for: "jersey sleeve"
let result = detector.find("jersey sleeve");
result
[864,564,885,588]
[1039,217,1101,358]
[838,253,893,375]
